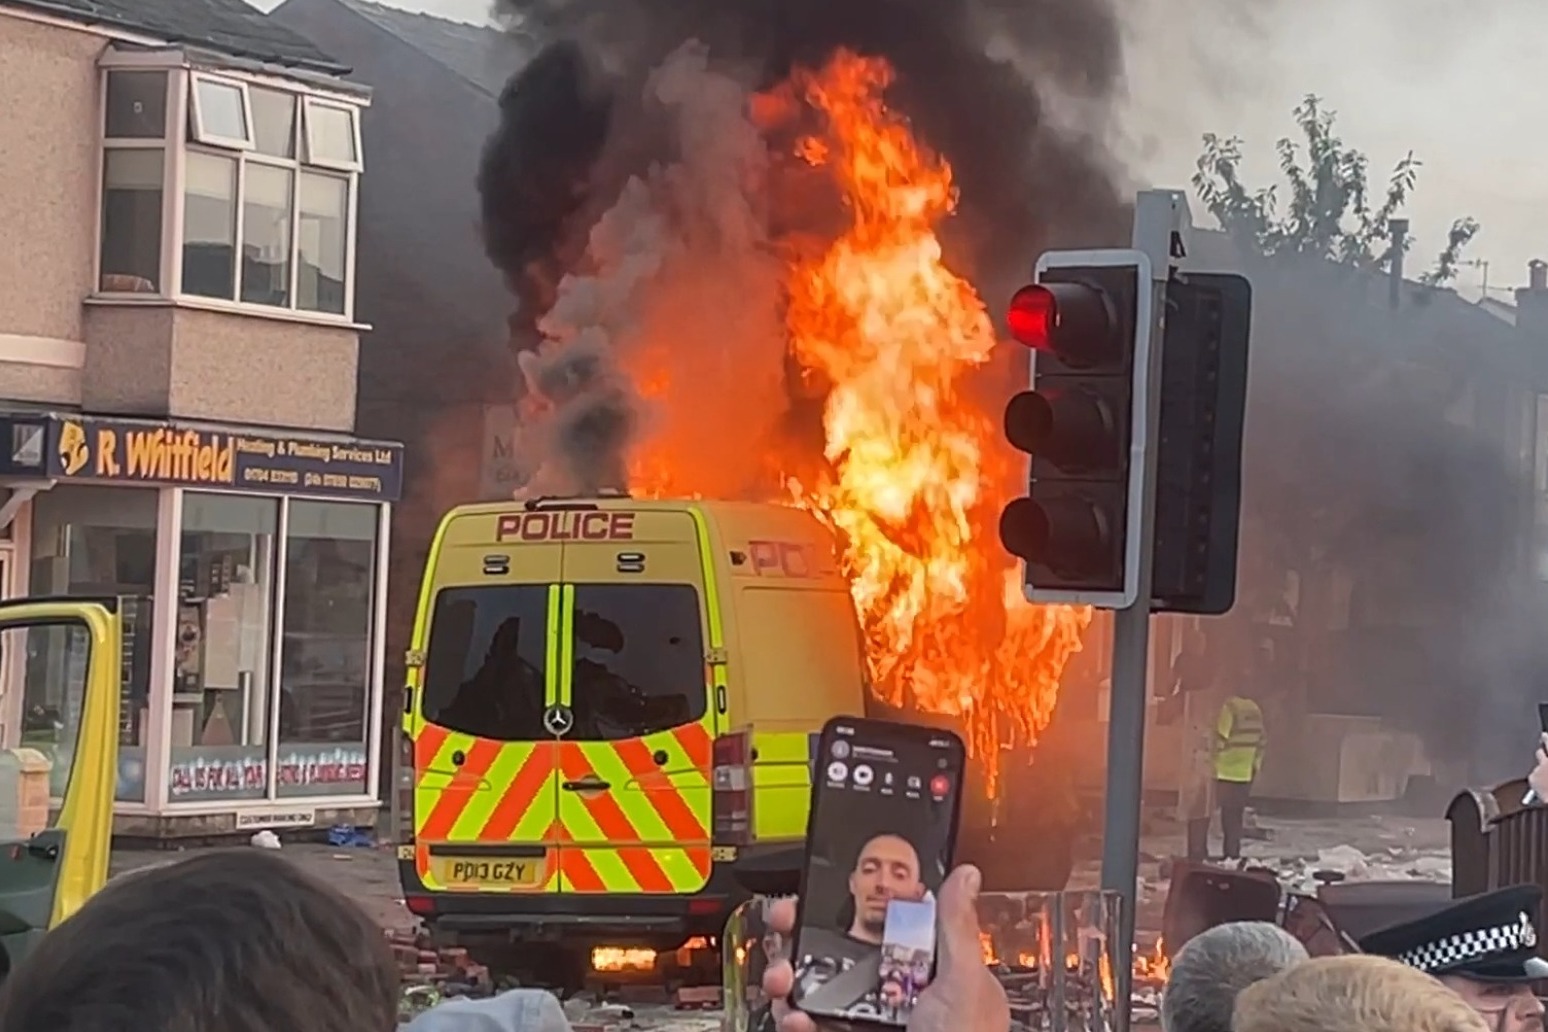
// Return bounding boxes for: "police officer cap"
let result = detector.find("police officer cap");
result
[1358,883,1548,983]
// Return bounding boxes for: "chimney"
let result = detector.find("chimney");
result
[1515,259,1548,335]
[1388,218,1409,310]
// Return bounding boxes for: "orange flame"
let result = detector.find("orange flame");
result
[628,50,1091,787]
[779,52,1090,785]
[977,932,1170,989]
[591,946,657,972]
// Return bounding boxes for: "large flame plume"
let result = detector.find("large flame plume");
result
[620,50,1093,787]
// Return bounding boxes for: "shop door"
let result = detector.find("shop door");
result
[0,598,121,973]
[411,544,564,896]
[554,516,715,895]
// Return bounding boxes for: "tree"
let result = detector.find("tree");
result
[1192,95,1479,286]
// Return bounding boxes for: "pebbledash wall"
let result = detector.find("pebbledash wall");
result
[0,409,402,836]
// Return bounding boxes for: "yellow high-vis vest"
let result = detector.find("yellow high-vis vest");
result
[1215,696,1264,783]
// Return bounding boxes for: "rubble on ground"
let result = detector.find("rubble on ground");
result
[389,927,496,1017]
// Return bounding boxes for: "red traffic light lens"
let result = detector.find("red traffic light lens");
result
[1007,285,1056,350]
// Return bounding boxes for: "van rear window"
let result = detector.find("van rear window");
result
[569,584,706,741]
[422,586,548,741]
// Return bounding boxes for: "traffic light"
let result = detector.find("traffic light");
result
[1150,271,1253,614]
[999,250,1156,608]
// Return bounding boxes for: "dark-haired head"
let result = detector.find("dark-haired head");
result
[0,848,399,1032]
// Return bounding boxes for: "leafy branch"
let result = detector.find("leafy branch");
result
[1192,95,1477,285]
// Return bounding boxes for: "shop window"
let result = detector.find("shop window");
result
[29,486,159,803]
[423,586,549,741]
[95,61,362,320]
[168,493,278,803]
[277,500,376,799]
[568,584,705,741]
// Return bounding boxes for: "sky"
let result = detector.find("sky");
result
[254,0,1543,303]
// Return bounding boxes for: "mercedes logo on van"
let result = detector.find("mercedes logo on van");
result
[543,705,574,736]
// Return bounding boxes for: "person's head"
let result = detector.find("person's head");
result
[1160,921,1309,1032]
[1438,975,1546,1032]
[0,848,400,1032]
[847,833,923,940]
[1358,884,1548,1032]
[1233,955,1489,1032]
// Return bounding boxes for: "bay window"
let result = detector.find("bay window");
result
[96,61,364,321]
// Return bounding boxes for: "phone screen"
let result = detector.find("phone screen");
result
[789,717,966,1028]
[1538,702,1548,734]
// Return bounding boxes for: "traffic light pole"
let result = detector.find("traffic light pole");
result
[1100,190,1190,1030]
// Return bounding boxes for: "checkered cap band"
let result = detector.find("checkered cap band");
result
[1397,911,1540,973]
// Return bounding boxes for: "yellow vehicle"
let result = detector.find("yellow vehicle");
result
[0,597,123,979]
[397,497,868,982]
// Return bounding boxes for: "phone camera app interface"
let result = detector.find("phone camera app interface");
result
[793,729,960,1027]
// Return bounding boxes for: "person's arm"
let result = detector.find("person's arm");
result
[1253,712,1266,777]
[1215,702,1233,752]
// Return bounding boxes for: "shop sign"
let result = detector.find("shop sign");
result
[47,415,403,502]
[234,809,317,830]
[166,744,370,802]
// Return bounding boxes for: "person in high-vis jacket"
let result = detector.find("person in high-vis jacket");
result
[1214,688,1266,860]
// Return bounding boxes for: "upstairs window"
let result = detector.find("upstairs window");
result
[99,71,169,294]
[97,65,363,321]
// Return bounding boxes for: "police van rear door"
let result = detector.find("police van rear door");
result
[552,505,716,896]
[410,509,564,895]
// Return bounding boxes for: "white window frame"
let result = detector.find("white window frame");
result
[95,64,181,299]
[188,72,255,152]
[156,492,387,809]
[93,52,367,326]
[301,97,364,173]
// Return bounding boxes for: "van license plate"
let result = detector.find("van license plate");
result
[433,857,545,888]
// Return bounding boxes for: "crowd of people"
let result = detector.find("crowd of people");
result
[0,849,572,1032]
[763,867,1547,1032]
[5,733,1548,1028]
[4,849,1546,1032]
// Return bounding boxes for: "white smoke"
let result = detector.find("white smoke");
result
[513,41,787,498]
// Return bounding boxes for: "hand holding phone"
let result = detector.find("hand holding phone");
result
[787,717,966,1029]
[760,866,1010,1032]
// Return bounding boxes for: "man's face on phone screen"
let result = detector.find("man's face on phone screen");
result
[849,834,924,940]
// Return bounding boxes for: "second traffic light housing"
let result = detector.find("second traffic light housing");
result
[999,250,1155,608]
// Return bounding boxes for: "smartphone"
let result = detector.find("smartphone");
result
[787,717,967,1028]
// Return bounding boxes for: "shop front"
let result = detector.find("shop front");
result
[0,410,403,836]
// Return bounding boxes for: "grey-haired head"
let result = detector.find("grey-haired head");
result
[1161,922,1310,1032]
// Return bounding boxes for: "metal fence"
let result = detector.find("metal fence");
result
[1448,777,1548,928]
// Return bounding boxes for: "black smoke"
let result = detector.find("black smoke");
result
[474,0,1137,493]
[475,0,1137,334]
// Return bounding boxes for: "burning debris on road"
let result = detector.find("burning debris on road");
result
[474,0,1134,783]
